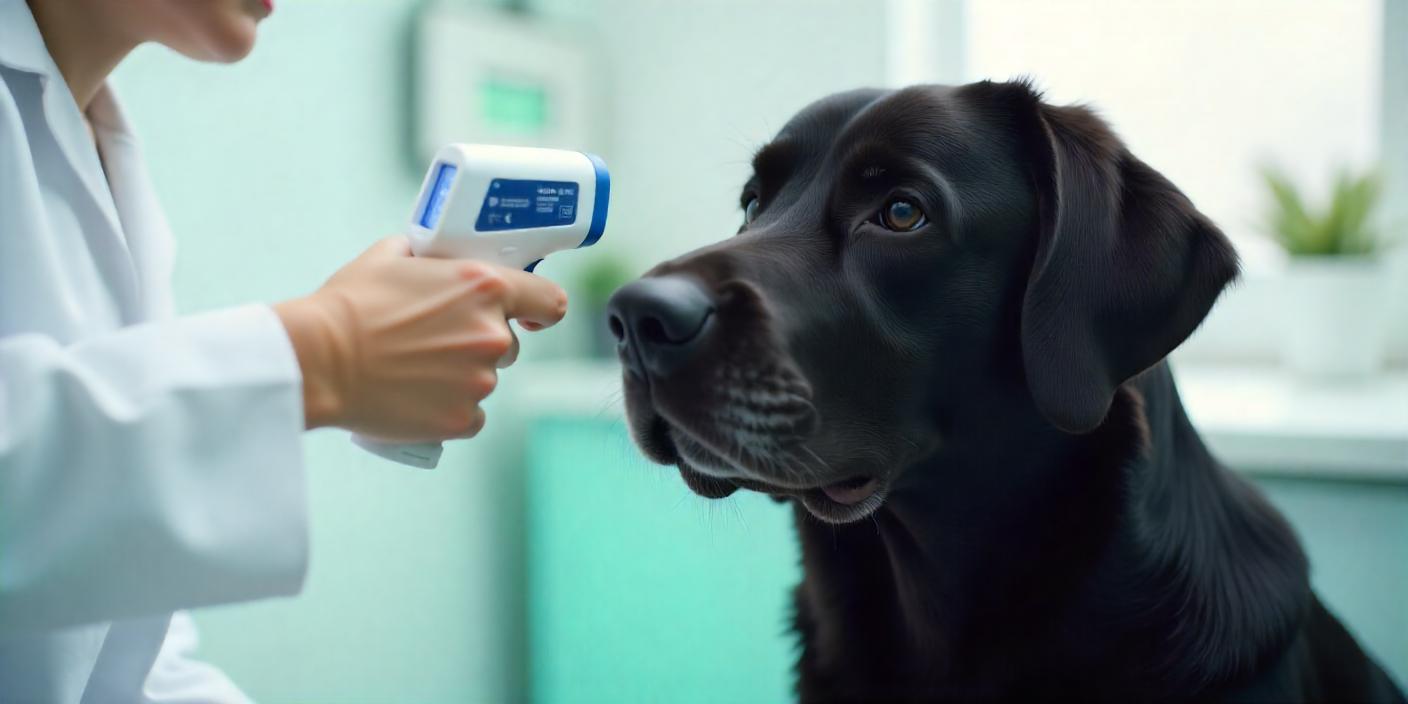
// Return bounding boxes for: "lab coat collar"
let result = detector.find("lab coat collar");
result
[0,0,136,140]
[91,85,179,321]
[0,0,140,317]
[0,0,51,76]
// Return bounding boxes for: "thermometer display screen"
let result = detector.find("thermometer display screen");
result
[419,163,458,229]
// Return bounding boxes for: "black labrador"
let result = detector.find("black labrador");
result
[606,81,1405,703]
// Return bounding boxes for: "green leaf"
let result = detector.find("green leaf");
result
[1258,163,1382,257]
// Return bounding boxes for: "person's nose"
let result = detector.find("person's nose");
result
[607,276,715,379]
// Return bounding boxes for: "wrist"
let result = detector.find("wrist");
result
[274,295,348,430]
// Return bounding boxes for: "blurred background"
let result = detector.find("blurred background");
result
[110,0,1406,701]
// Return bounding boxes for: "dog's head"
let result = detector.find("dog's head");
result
[609,81,1237,523]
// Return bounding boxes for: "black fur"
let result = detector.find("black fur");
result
[610,82,1405,702]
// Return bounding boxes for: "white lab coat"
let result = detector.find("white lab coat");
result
[1,1,310,701]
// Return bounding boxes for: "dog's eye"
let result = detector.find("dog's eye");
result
[879,198,927,232]
[744,197,760,224]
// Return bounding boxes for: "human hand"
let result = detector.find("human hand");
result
[275,237,567,440]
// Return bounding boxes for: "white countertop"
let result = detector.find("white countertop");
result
[501,360,1408,482]
[1177,366,1408,480]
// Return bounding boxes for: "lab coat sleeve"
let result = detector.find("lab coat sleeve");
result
[0,304,309,633]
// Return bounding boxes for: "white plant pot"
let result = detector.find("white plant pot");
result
[1280,257,1392,378]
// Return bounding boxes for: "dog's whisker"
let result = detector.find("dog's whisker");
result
[799,445,834,474]
[726,498,748,532]
[592,389,625,421]
[771,452,806,486]
[671,491,692,511]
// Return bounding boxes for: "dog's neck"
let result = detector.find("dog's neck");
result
[792,364,1309,698]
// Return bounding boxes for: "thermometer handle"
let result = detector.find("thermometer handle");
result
[352,435,443,469]
[351,249,536,470]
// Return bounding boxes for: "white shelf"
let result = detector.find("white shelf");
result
[1176,365,1408,481]
[500,360,1408,482]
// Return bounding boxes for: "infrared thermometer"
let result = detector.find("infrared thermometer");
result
[352,143,610,469]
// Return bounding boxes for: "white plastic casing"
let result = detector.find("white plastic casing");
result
[408,143,607,267]
[353,143,610,469]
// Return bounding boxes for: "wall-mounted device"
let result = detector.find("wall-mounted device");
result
[414,2,603,164]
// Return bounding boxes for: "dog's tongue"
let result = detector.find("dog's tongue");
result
[821,476,878,505]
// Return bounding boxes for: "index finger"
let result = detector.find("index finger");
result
[495,267,569,329]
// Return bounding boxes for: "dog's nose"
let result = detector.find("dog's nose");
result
[607,276,714,378]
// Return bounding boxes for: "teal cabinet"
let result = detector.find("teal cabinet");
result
[1256,476,1408,686]
[527,418,1408,703]
[527,418,801,704]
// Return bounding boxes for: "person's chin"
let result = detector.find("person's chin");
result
[210,22,259,62]
[176,19,259,64]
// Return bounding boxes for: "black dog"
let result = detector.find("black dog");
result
[607,81,1405,702]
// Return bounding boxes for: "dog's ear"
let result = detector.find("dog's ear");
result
[988,81,1240,433]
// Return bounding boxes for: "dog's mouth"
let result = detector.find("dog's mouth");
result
[648,415,889,524]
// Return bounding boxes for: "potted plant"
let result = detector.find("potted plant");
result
[1260,165,1392,378]
[577,252,637,359]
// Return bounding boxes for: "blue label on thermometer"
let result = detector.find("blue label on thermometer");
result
[475,179,579,231]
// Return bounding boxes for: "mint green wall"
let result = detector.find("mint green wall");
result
[526,420,1408,701]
